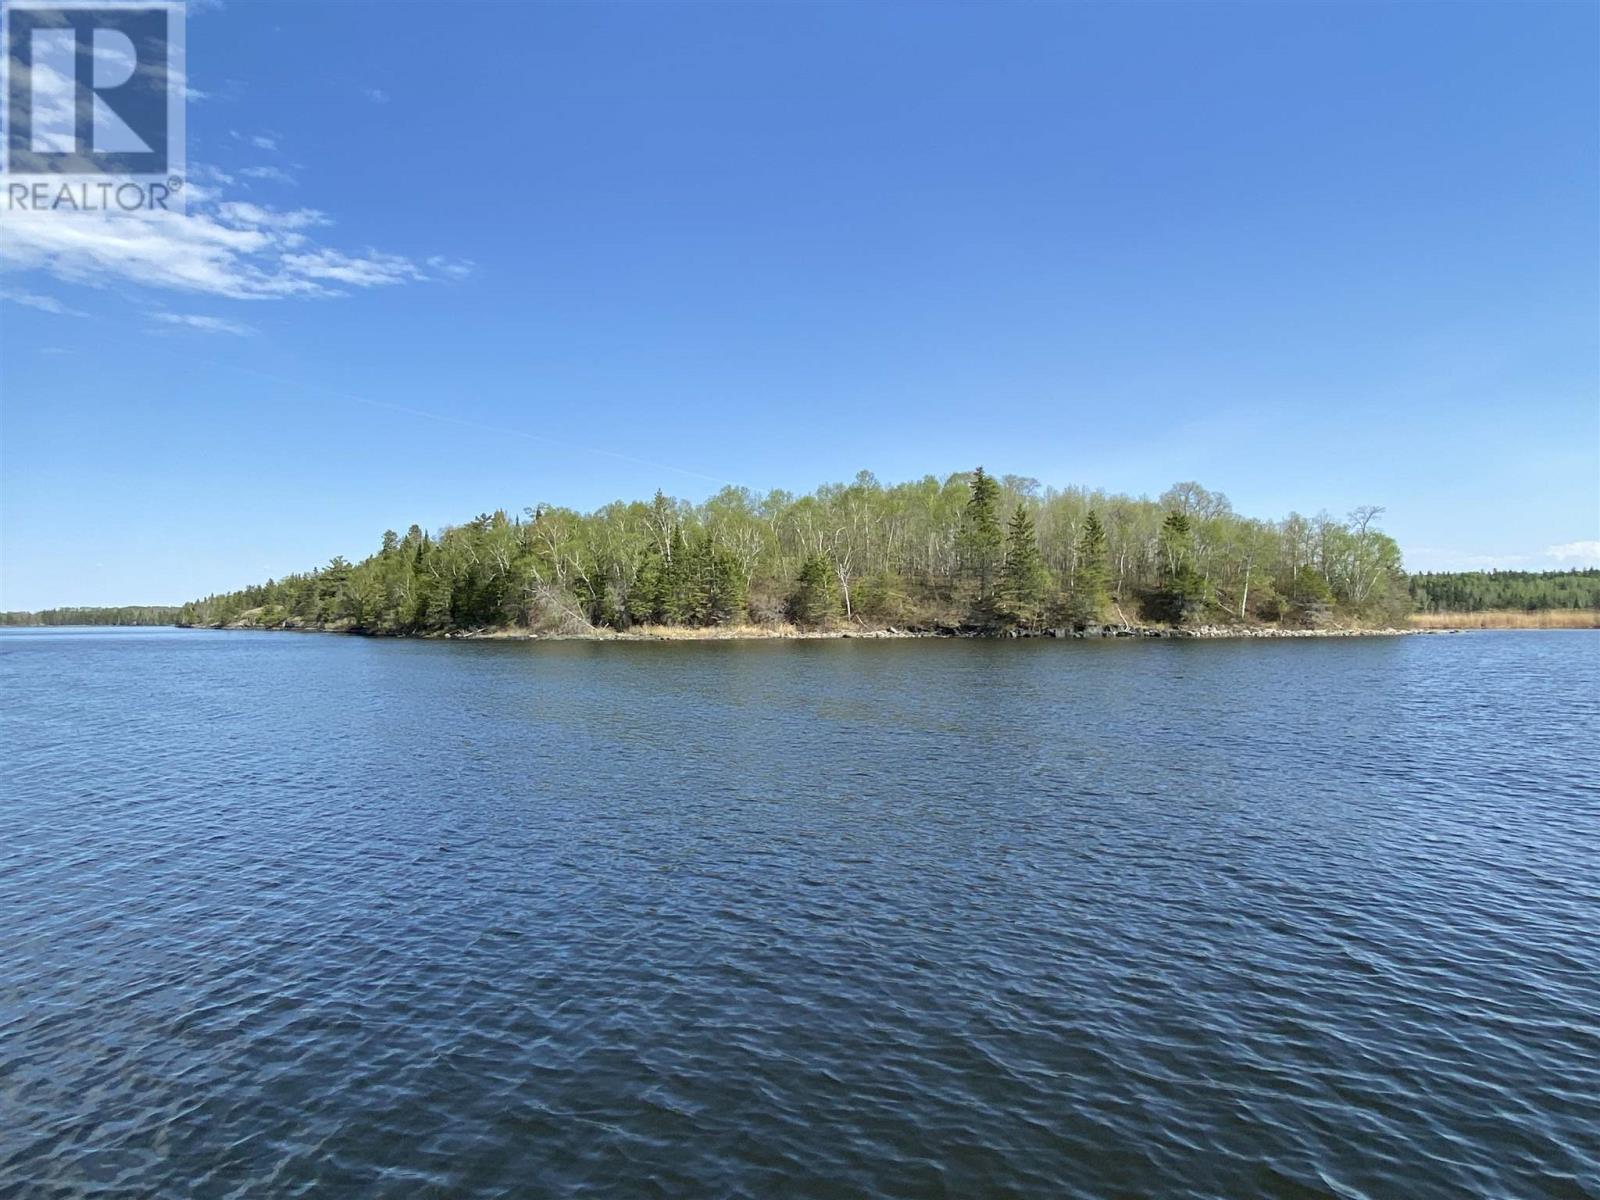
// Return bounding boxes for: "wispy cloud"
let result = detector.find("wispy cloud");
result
[230,129,281,152]
[152,312,255,336]
[1546,540,1600,565]
[427,254,476,281]
[364,87,390,104]
[215,201,330,231]
[0,287,86,316]
[239,164,295,185]
[1,172,471,299]
[191,164,235,189]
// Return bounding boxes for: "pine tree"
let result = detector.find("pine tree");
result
[790,554,841,627]
[960,466,1004,608]
[1159,510,1192,575]
[419,575,453,628]
[630,551,666,625]
[1287,565,1334,626]
[681,532,747,625]
[999,504,1051,628]
[1155,510,1205,624]
[1070,509,1111,622]
[658,531,693,623]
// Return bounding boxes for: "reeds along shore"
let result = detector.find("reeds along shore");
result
[1408,610,1599,630]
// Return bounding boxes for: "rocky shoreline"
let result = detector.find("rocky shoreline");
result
[196,617,1433,641]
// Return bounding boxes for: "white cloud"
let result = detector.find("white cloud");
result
[279,248,424,288]
[152,312,255,336]
[215,201,331,230]
[427,254,476,280]
[0,287,85,316]
[3,207,306,297]
[1546,540,1600,565]
[229,130,281,152]
[1408,541,1600,572]
[364,87,390,104]
[22,58,76,155]
[14,42,197,141]
[1,171,468,300]
[191,164,236,188]
[239,165,296,185]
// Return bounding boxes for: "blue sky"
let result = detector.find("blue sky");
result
[1,0,1596,610]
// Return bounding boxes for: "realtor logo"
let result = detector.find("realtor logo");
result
[2,0,185,210]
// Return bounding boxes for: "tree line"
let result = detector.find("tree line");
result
[0,606,181,627]
[177,469,1412,635]
[23,491,1583,634]
[1408,569,1600,613]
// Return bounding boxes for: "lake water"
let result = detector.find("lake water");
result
[2,628,1596,1198]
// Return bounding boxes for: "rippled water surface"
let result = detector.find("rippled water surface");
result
[2,629,1597,1198]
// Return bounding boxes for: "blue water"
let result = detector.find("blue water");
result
[2,628,1597,1198]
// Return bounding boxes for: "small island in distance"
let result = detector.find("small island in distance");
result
[0,606,182,627]
[135,468,1593,640]
[4,469,1593,638]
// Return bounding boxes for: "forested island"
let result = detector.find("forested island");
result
[1408,569,1600,613]
[176,469,1430,637]
[0,606,180,627]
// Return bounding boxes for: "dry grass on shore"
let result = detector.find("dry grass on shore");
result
[1409,609,1599,630]
[620,622,812,640]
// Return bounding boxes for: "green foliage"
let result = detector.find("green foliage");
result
[1159,510,1192,573]
[1069,510,1111,622]
[0,606,180,626]
[1408,569,1600,613]
[1285,565,1334,625]
[175,470,1420,633]
[1287,565,1334,604]
[680,532,747,625]
[789,554,841,627]
[1144,563,1207,625]
[1146,510,1206,624]
[959,466,1005,606]
[852,570,918,625]
[998,505,1052,628]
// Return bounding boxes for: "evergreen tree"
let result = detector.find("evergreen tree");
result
[959,466,1004,607]
[421,578,453,629]
[631,545,672,624]
[999,505,1051,628]
[1153,511,1206,624]
[1286,565,1334,625]
[680,533,747,625]
[790,554,841,627]
[1070,509,1111,622]
[173,469,1425,634]
[1159,510,1192,575]
[318,557,352,621]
